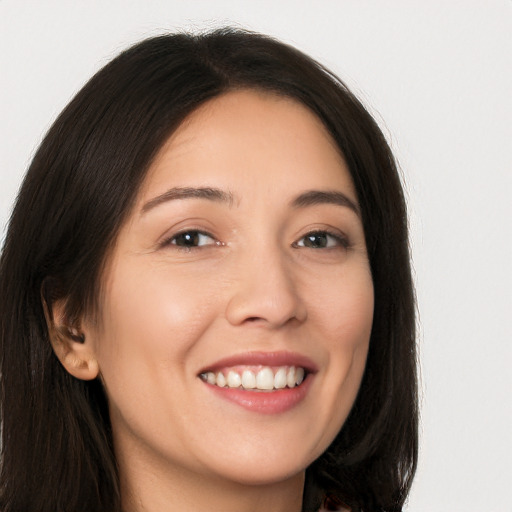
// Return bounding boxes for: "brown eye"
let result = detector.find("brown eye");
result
[295,231,348,249]
[302,233,329,248]
[169,231,216,248]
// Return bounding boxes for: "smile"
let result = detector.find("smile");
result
[199,366,306,391]
[198,351,316,414]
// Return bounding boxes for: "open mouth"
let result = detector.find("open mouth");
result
[199,366,306,392]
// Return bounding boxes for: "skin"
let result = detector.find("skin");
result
[55,89,374,512]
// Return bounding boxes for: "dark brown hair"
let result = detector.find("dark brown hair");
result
[0,28,417,512]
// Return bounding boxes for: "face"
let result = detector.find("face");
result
[84,90,374,487]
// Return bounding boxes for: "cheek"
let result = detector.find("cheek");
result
[102,260,216,340]
[326,270,373,385]
[307,262,374,350]
[90,261,226,459]
[93,260,222,399]
[303,265,373,439]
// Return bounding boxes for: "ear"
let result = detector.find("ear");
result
[42,292,100,381]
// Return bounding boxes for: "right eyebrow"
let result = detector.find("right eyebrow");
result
[141,186,234,214]
[290,189,360,217]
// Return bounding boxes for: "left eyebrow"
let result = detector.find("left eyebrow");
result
[290,190,360,217]
[141,186,234,214]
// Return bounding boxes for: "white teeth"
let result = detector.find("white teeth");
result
[256,367,274,390]
[216,372,226,387]
[274,367,287,389]
[227,370,241,388]
[286,366,296,388]
[201,365,307,391]
[241,370,256,389]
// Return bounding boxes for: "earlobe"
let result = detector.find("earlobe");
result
[42,292,100,381]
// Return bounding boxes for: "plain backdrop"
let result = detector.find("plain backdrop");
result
[1,1,511,510]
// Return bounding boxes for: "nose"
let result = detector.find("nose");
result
[225,248,307,328]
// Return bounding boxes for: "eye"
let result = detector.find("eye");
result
[165,230,217,249]
[294,230,348,249]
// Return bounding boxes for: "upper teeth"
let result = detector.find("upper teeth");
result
[201,366,305,391]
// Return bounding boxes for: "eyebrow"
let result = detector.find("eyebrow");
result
[291,190,360,216]
[141,186,359,217]
[141,187,234,214]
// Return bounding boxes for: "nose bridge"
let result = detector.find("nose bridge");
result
[225,239,307,328]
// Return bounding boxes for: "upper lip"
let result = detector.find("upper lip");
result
[198,351,318,374]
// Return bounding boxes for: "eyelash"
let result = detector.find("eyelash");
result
[161,229,349,251]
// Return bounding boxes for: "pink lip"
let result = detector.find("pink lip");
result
[204,376,313,414]
[198,350,318,374]
[198,351,317,415]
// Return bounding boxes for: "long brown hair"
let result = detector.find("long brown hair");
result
[0,28,417,512]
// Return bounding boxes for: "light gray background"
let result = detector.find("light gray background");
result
[1,1,511,510]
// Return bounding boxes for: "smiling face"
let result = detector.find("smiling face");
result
[81,89,374,494]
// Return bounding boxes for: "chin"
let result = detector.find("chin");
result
[195,443,317,487]
[214,463,307,487]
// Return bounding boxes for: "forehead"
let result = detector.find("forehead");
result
[137,89,356,205]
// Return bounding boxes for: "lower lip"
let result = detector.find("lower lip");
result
[203,375,313,414]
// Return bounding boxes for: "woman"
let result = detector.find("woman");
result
[0,28,417,512]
